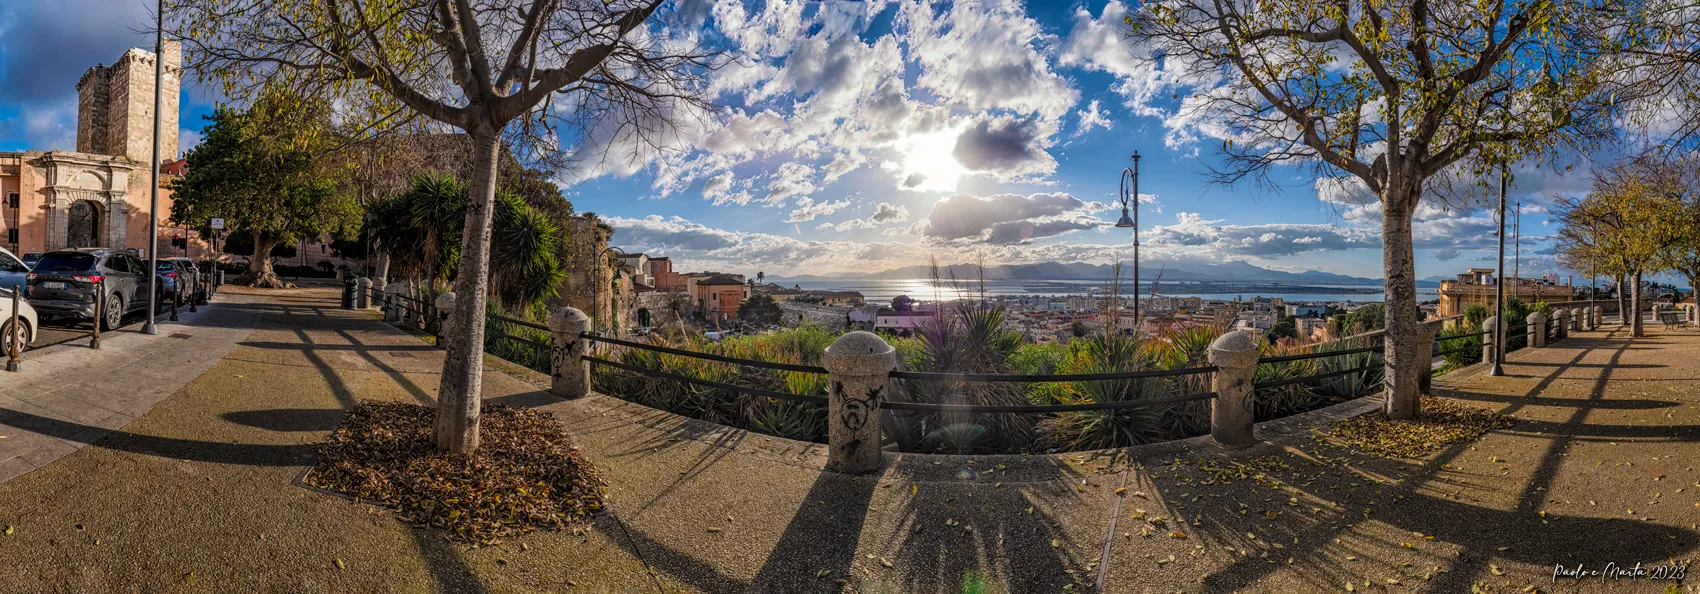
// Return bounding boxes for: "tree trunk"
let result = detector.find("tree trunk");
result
[433,125,500,454]
[1380,194,1423,420]
[237,233,289,288]
[1630,271,1644,338]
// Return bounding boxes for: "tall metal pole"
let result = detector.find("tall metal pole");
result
[141,0,164,335]
[1131,151,1141,333]
[1513,198,1521,287]
[1491,164,1507,376]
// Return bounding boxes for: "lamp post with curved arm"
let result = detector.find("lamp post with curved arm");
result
[1115,151,1141,331]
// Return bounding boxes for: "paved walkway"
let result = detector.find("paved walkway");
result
[0,290,265,484]
[0,290,1694,593]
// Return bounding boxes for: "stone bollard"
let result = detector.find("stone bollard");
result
[821,331,898,474]
[356,277,372,309]
[1593,306,1603,328]
[1207,331,1260,449]
[1482,316,1500,365]
[1527,312,1547,348]
[1581,307,1593,331]
[384,283,407,323]
[433,291,455,349]
[548,307,592,399]
[1554,309,1569,341]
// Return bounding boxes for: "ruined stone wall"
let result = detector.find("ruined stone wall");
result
[557,215,612,323]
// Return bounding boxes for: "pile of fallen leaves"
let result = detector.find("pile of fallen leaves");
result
[1325,396,1515,458]
[304,402,606,543]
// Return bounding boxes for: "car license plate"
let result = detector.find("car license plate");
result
[43,282,67,290]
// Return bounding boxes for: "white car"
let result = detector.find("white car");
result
[0,284,36,355]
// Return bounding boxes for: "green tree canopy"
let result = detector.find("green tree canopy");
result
[168,90,360,287]
[739,294,784,327]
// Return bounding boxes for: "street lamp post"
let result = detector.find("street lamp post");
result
[141,0,165,335]
[1115,151,1141,331]
[1491,164,1508,377]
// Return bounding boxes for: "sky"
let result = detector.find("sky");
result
[0,0,1610,283]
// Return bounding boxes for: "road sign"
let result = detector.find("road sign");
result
[210,218,225,230]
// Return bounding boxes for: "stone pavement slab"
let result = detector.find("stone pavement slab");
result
[0,290,265,485]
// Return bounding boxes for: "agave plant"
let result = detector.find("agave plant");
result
[890,302,1036,454]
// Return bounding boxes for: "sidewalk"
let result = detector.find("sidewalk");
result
[0,290,265,484]
[0,288,1694,593]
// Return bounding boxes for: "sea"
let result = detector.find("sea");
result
[779,279,1441,306]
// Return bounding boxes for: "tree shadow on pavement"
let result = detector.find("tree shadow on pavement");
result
[0,407,313,466]
[1106,330,1700,593]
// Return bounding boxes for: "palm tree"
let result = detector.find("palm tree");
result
[373,174,566,314]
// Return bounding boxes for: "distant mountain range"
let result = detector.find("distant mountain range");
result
[773,261,1442,287]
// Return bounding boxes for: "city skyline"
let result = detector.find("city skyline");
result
[0,0,1601,280]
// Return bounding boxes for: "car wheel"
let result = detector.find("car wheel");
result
[0,320,24,355]
[102,292,123,331]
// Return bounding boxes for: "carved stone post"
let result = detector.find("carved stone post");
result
[1482,316,1499,365]
[1593,306,1603,329]
[822,331,897,474]
[384,283,406,323]
[1581,307,1593,331]
[1527,312,1547,348]
[1207,331,1260,448]
[1554,309,1570,341]
[355,277,372,309]
[548,307,591,399]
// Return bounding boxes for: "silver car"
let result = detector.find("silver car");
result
[0,248,27,295]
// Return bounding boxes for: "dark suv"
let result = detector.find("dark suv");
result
[26,248,159,330]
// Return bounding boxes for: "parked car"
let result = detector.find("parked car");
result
[0,285,36,355]
[21,252,43,269]
[25,248,159,330]
[156,258,199,305]
[168,258,203,303]
[0,248,28,294]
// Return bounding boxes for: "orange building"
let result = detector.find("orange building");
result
[694,274,749,325]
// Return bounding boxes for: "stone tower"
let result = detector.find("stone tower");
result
[74,40,181,163]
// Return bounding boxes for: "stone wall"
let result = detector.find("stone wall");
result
[75,68,111,156]
[104,43,182,165]
[556,215,612,324]
[781,301,853,328]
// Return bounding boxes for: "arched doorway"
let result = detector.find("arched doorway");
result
[66,199,104,248]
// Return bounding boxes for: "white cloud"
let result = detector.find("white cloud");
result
[763,162,817,205]
[1074,99,1113,136]
[783,197,851,223]
[817,201,910,232]
[903,1,1079,121]
[916,192,1104,244]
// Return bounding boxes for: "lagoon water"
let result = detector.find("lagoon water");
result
[780,278,1440,306]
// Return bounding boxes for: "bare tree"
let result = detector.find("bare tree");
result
[1126,0,1632,419]
[168,0,714,452]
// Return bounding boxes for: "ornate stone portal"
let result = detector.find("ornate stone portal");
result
[40,151,134,251]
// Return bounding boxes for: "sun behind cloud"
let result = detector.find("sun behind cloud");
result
[897,128,967,192]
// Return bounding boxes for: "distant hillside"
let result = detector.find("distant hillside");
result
[773,260,1386,285]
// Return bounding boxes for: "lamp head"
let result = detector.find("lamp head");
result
[1114,207,1135,228]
